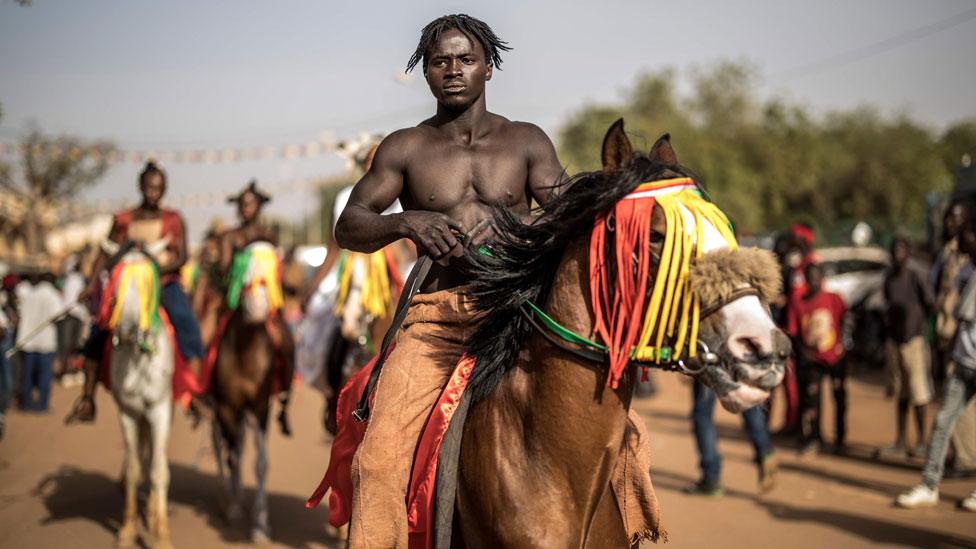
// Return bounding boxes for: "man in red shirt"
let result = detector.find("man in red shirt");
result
[788,262,848,454]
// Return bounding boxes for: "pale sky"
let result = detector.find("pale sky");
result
[1,0,974,241]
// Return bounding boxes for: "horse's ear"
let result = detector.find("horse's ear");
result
[100,239,120,257]
[601,118,633,172]
[649,133,678,165]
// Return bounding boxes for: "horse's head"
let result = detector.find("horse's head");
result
[335,251,394,345]
[597,120,789,411]
[99,238,168,350]
[229,241,284,324]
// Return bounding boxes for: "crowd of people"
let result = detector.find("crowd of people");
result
[0,264,94,438]
[680,205,976,515]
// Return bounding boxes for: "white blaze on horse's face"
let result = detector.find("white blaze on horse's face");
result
[340,256,368,342]
[240,242,276,324]
[116,254,147,339]
[110,240,165,341]
[685,208,786,411]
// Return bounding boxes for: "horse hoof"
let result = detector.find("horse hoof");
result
[153,537,174,549]
[251,528,271,545]
[116,525,137,548]
[224,503,244,525]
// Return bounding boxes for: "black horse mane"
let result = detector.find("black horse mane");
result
[462,155,698,402]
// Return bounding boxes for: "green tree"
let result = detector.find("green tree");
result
[557,61,959,242]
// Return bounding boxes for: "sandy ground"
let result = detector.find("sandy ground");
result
[1,369,975,548]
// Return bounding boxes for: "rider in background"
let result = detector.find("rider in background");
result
[65,161,206,424]
[217,181,295,435]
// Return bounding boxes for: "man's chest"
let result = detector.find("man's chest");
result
[402,142,528,208]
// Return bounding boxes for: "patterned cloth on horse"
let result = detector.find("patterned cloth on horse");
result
[307,288,662,548]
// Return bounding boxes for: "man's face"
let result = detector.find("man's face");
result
[425,29,492,110]
[140,173,166,208]
[238,192,261,223]
[892,241,909,266]
[945,204,967,240]
[805,266,823,293]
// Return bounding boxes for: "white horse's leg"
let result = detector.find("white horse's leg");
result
[116,409,140,548]
[147,399,173,549]
[251,423,271,542]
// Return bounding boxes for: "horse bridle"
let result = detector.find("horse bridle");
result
[519,284,763,376]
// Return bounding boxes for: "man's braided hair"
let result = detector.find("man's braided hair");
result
[406,14,511,74]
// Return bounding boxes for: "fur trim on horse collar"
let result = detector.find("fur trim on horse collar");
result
[689,247,781,309]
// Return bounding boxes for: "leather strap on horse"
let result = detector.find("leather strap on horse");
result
[352,254,433,422]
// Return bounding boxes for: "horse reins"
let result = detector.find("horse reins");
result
[518,284,761,378]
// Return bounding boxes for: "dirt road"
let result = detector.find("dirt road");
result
[1,370,974,548]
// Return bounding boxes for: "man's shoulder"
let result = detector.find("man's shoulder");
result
[372,127,429,163]
[497,119,550,141]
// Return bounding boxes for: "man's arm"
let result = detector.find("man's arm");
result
[158,214,189,277]
[522,123,567,206]
[335,131,464,258]
[219,231,235,277]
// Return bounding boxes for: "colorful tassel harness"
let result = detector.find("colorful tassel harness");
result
[97,255,163,353]
[226,245,284,312]
[335,249,398,321]
[522,177,739,389]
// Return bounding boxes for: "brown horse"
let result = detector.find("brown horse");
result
[451,121,790,546]
[210,241,294,542]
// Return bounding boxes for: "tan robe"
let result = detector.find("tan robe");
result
[349,288,660,548]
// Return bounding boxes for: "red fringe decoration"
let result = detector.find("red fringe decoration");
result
[589,197,656,388]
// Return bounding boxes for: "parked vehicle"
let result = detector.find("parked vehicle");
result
[818,246,890,368]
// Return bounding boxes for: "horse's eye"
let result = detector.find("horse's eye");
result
[650,231,665,244]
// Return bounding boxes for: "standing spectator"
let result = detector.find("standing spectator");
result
[16,272,61,412]
[931,201,976,475]
[896,217,976,510]
[685,381,777,496]
[0,284,15,439]
[55,255,87,381]
[788,262,848,454]
[879,237,935,458]
[774,225,819,436]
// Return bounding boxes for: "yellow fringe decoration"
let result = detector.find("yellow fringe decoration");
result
[336,250,392,320]
[247,246,285,312]
[107,260,159,333]
[629,183,738,362]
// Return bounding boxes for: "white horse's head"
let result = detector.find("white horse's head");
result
[335,251,394,344]
[231,241,283,324]
[599,121,789,412]
[100,238,168,349]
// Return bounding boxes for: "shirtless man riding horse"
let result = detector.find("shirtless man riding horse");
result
[66,161,206,423]
[334,14,595,547]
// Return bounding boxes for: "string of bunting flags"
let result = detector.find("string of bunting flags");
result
[60,173,335,215]
[0,135,341,164]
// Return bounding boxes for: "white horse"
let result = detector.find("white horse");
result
[102,239,174,549]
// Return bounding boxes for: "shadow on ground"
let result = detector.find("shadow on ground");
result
[653,468,976,548]
[31,463,338,549]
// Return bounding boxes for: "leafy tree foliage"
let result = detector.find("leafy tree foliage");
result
[0,127,115,255]
[557,61,970,240]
